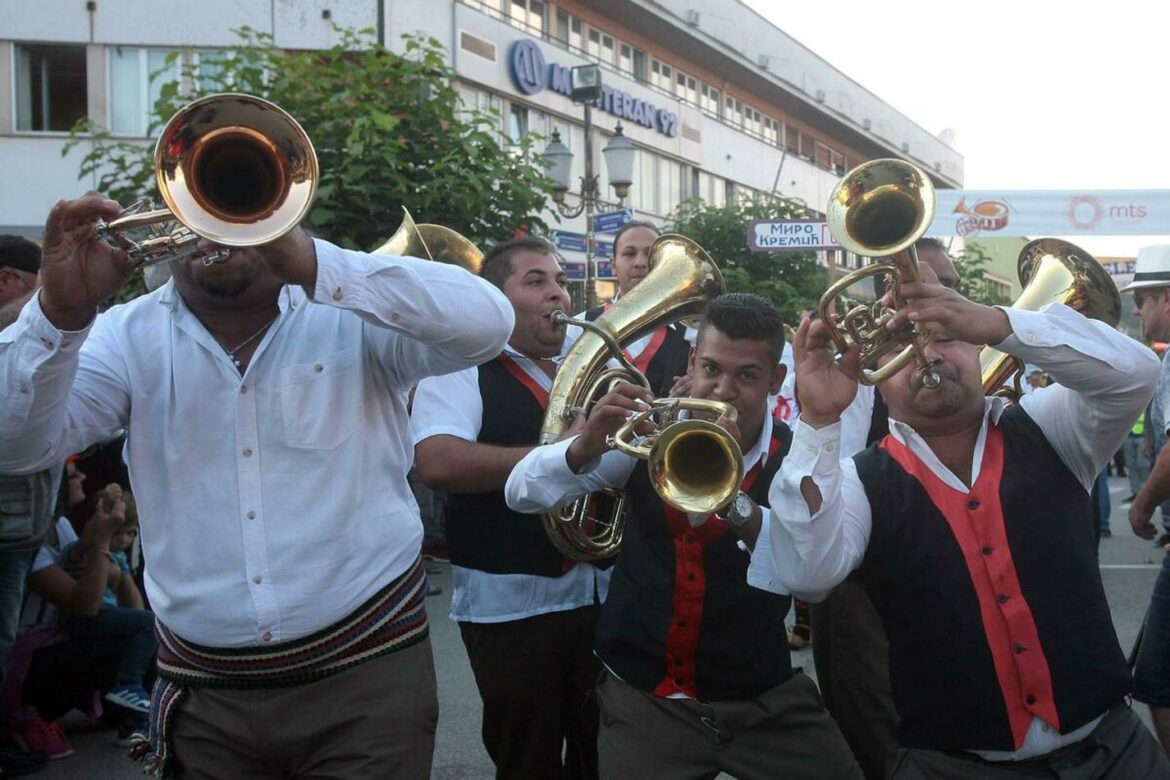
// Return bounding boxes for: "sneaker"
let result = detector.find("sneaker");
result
[114,716,149,748]
[1100,528,1112,537]
[426,583,443,597]
[105,684,152,715]
[787,624,810,651]
[12,716,73,760]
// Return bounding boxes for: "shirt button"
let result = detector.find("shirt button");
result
[967,500,980,510]
[981,546,993,555]
[391,312,400,321]
[242,448,253,457]
[678,620,687,628]
[1026,694,1037,705]
[240,384,248,394]
[246,510,256,520]
[825,443,835,453]
[262,631,272,642]
[687,573,696,582]
[331,287,343,301]
[997,593,1009,604]
[684,533,695,543]
[252,575,262,584]
[1013,644,1025,654]
[1026,333,1037,343]
[41,337,53,349]
[314,364,323,373]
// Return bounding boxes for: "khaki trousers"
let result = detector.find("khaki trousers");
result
[170,635,439,779]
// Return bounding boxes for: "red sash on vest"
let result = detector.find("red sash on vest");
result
[498,354,549,409]
[881,426,1060,748]
[652,436,781,699]
[599,303,670,378]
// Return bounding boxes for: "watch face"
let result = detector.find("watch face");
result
[734,493,753,517]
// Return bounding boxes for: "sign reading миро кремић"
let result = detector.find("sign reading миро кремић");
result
[508,40,679,138]
[746,220,840,252]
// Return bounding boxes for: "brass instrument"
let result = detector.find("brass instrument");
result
[99,93,318,268]
[374,207,484,273]
[540,235,736,561]
[981,238,1121,399]
[820,159,941,387]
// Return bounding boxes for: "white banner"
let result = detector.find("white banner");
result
[929,190,1170,238]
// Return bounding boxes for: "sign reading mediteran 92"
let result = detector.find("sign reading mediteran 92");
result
[509,40,679,139]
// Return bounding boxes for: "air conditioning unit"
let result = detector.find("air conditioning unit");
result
[814,89,825,103]
[757,54,770,69]
[685,9,700,26]
[862,118,872,130]
[900,142,910,153]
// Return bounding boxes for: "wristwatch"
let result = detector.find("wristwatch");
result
[717,491,756,527]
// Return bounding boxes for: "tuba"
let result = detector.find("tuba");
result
[819,159,942,387]
[981,239,1121,399]
[374,207,483,273]
[99,93,318,268]
[540,235,738,561]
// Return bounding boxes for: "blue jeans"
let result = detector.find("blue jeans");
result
[65,606,157,687]
[0,548,35,690]
[1135,554,1170,707]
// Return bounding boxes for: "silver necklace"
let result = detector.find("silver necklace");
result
[221,314,278,369]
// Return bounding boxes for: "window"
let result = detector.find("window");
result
[508,104,528,144]
[724,96,743,128]
[699,83,719,117]
[674,71,697,105]
[478,0,506,20]
[585,27,615,64]
[763,116,782,146]
[618,43,644,80]
[650,59,672,92]
[786,126,801,153]
[556,11,583,51]
[109,47,180,136]
[508,0,544,32]
[744,106,763,138]
[14,44,87,132]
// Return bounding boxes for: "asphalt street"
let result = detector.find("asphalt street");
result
[34,475,1166,778]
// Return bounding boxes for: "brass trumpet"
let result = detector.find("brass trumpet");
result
[98,93,318,268]
[820,159,941,387]
[373,207,483,272]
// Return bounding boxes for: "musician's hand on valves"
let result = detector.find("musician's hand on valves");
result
[39,194,133,331]
[794,314,861,430]
[887,282,1012,349]
[565,383,654,473]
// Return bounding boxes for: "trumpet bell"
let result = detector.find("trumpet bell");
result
[156,93,318,247]
[374,207,484,274]
[649,420,744,515]
[828,159,935,257]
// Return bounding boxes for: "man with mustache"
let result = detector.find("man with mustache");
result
[0,194,513,779]
[412,237,603,779]
[770,279,1168,777]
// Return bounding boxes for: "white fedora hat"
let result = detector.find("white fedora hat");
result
[1120,245,1170,293]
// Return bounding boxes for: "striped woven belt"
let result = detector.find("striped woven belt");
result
[131,555,430,777]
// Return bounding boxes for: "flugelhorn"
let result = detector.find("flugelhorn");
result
[98,93,318,268]
[540,235,736,561]
[820,159,941,387]
[981,239,1121,399]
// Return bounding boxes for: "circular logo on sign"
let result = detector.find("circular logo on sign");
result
[509,40,546,95]
[1067,195,1104,231]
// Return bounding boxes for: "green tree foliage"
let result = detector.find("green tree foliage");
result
[67,26,554,257]
[668,196,827,324]
[954,243,1012,306]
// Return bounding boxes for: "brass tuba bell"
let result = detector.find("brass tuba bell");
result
[981,239,1121,399]
[99,93,318,268]
[540,235,738,561]
[820,159,942,387]
[374,207,484,273]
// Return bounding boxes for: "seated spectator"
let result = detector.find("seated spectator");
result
[4,482,157,758]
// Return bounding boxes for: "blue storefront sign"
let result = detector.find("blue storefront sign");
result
[562,261,586,281]
[593,239,614,259]
[552,230,589,253]
[509,40,679,138]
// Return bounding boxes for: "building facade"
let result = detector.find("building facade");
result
[1,0,963,289]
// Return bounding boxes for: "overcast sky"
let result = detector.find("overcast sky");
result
[741,0,1169,258]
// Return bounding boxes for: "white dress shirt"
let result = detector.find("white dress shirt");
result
[505,413,786,596]
[411,346,607,623]
[0,239,513,647]
[769,303,1159,758]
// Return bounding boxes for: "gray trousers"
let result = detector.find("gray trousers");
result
[891,705,1170,779]
[596,670,862,780]
[170,636,438,780]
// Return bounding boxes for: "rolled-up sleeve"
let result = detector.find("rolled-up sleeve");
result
[310,239,513,386]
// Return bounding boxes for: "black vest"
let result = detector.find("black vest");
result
[595,425,794,701]
[444,359,565,577]
[854,406,1130,751]
[584,307,691,398]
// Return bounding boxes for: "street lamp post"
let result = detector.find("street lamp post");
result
[541,64,636,309]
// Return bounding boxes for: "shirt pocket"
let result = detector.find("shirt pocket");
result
[280,348,363,450]
[0,479,34,542]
